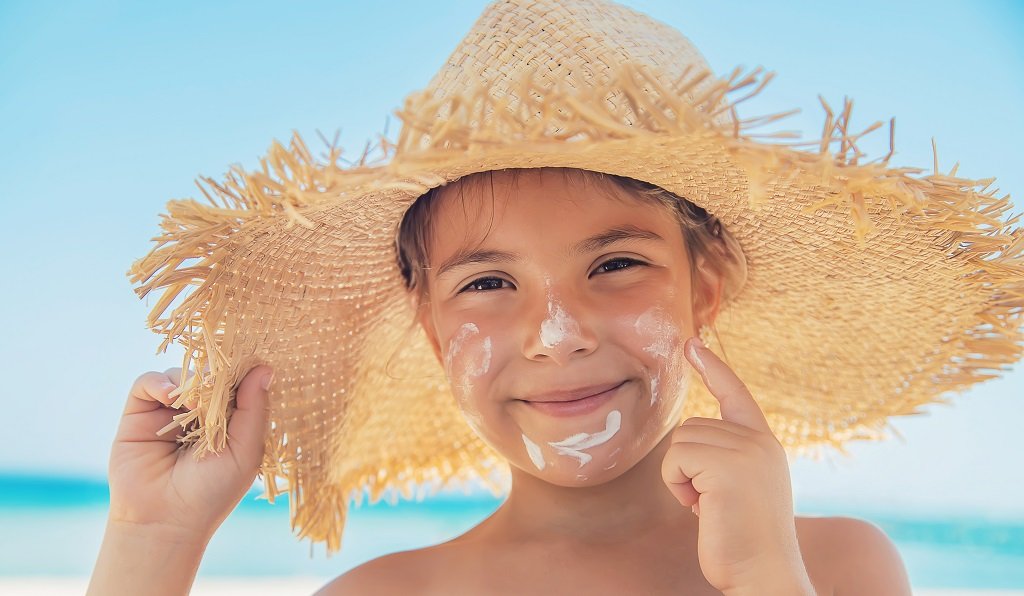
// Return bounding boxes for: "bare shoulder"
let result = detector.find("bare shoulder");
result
[796,515,912,595]
[313,547,435,595]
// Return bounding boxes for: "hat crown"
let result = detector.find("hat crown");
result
[419,0,731,133]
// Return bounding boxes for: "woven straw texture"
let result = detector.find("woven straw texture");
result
[126,0,1024,555]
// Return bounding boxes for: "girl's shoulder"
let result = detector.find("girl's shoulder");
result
[797,515,911,593]
[313,546,438,595]
[314,515,909,595]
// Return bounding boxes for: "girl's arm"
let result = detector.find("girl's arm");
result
[87,520,210,596]
[88,366,273,596]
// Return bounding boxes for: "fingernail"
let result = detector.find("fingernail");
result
[688,338,706,374]
[260,371,275,391]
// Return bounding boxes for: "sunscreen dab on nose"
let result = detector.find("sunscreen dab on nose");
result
[539,277,580,349]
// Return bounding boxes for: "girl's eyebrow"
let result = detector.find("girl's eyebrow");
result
[434,224,665,278]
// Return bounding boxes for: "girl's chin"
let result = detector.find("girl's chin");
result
[527,466,625,487]
[511,443,632,482]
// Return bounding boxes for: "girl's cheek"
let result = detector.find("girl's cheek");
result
[634,308,672,407]
[613,307,686,402]
[623,306,694,437]
[650,321,695,435]
[443,322,493,435]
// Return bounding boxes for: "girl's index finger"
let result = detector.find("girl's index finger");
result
[685,337,772,433]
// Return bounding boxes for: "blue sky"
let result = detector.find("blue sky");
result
[1,0,1021,517]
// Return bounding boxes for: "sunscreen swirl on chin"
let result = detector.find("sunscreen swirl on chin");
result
[547,410,622,468]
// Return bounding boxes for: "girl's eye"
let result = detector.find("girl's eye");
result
[457,258,645,294]
[593,257,645,275]
[458,277,513,293]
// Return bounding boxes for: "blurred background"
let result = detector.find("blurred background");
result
[1,0,1022,593]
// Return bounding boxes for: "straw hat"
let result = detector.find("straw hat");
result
[127,0,1024,554]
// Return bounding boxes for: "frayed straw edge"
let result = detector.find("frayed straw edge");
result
[127,60,1023,556]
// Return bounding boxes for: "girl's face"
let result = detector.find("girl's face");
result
[419,169,704,486]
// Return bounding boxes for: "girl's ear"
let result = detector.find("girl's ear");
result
[692,255,724,328]
[411,294,444,365]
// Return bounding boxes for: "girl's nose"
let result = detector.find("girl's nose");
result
[522,287,599,365]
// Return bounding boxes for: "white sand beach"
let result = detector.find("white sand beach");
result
[2,578,1022,595]
[1,577,330,595]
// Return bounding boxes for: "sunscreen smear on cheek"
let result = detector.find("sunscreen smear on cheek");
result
[443,323,493,434]
[634,308,675,360]
[632,307,682,406]
[649,371,661,406]
[444,323,492,396]
[444,323,479,383]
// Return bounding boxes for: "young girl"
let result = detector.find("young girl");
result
[323,166,913,594]
[90,0,1021,594]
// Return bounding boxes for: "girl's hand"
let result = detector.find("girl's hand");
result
[662,338,812,595]
[105,365,274,541]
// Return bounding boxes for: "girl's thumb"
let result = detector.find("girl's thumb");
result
[226,367,273,471]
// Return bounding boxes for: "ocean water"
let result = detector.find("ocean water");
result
[3,473,1022,590]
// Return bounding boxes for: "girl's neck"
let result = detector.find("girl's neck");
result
[482,431,697,545]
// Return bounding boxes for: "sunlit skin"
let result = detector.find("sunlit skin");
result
[94,163,910,596]
[418,169,717,532]
[415,169,818,593]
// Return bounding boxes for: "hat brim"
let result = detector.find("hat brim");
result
[127,64,1024,554]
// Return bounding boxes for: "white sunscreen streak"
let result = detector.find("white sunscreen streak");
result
[539,280,580,349]
[473,337,492,377]
[547,410,622,468]
[444,323,479,380]
[522,434,546,470]
[634,308,679,405]
[444,323,490,434]
[649,372,660,406]
[634,309,674,359]
[445,323,492,394]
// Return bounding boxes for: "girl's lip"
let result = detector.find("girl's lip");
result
[523,381,626,417]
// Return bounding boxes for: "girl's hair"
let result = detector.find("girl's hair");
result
[394,168,747,321]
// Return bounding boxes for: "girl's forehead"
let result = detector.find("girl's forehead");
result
[426,172,685,267]
[437,168,625,203]
[431,169,673,229]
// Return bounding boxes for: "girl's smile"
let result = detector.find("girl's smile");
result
[417,168,714,486]
[518,378,627,416]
